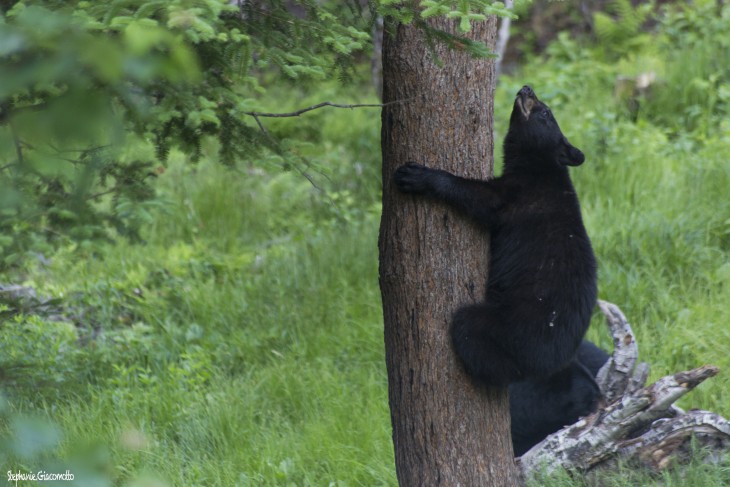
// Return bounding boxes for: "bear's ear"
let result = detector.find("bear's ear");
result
[558,137,585,166]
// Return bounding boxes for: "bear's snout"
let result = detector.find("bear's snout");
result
[518,85,535,98]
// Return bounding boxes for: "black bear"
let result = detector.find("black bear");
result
[394,85,597,387]
[509,340,609,456]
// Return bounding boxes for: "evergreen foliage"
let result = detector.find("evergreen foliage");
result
[0,0,509,267]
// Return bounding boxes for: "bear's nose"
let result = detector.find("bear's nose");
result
[518,85,534,98]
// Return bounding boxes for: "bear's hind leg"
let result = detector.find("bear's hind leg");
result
[451,304,522,387]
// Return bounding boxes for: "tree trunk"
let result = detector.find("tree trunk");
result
[379,16,520,487]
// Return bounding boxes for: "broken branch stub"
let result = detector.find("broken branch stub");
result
[596,299,640,403]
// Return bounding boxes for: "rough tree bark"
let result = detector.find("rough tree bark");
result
[379,15,520,487]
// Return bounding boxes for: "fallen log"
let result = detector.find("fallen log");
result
[517,300,730,478]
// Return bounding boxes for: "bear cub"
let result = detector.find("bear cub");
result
[509,340,609,456]
[394,85,597,387]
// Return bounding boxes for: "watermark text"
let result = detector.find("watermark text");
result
[7,470,74,486]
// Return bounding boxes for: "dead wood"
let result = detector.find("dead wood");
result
[517,300,729,478]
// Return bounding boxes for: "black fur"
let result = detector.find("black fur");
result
[575,338,610,377]
[509,340,609,456]
[394,85,597,387]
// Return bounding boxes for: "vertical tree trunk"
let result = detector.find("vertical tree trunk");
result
[379,16,520,487]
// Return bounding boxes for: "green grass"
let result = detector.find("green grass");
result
[2,157,393,485]
[526,454,730,487]
[3,6,730,485]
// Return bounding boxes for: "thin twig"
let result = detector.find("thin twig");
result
[244,98,410,119]
[240,98,411,202]
[58,157,83,166]
[294,165,323,193]
[46,143,112,155]
[86,188,117,201]
[251,112,268,134]
[9,123,24,166]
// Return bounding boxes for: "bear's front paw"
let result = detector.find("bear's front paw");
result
[393,163,435,194]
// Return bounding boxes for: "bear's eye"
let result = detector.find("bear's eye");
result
[540,109,554,121]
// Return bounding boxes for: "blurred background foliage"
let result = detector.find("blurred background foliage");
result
[1,0,730,485]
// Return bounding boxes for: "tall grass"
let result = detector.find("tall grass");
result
[3,156,393,485]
